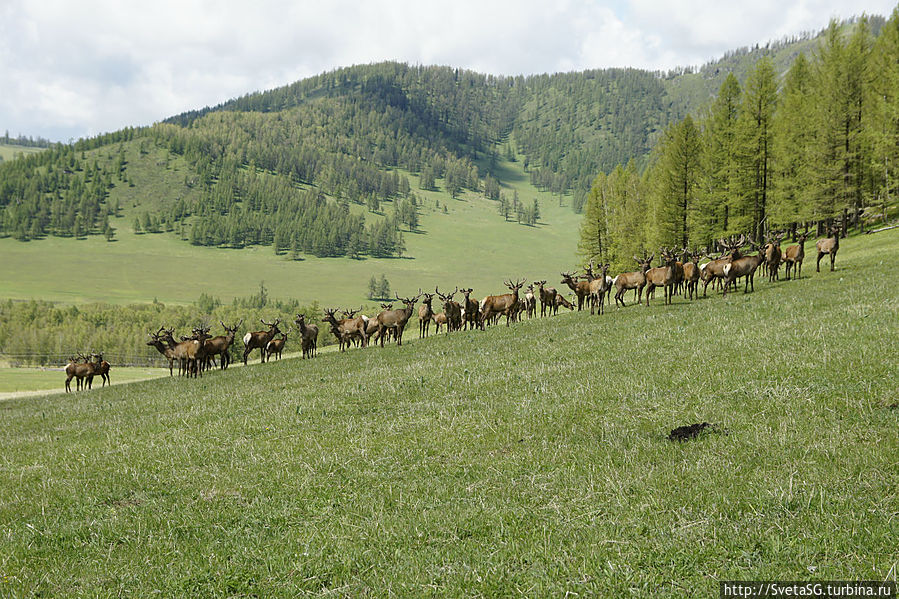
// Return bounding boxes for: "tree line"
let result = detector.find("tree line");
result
[578,16,899,271]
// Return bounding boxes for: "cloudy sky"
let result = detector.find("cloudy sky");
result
[1,0,895,142]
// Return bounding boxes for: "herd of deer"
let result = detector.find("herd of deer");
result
[66,227,843,390]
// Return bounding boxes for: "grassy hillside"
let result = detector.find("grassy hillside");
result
[0,143,43,162]
[0,152,582,307]
[2,230,896,596]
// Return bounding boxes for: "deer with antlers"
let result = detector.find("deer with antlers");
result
[644,250,679,306]
[764,231,785,282]
[436,287,463,331]
[782,232,808,280]
[64,353,96,392]
[613,254,652,307]
[322,309,367,351]
[560,271,591,311]
[147,327,177,376]
[85,351,110,389]
[586,263,611,315]
[534,280,558,316]
[203,320,242,370]
[242,319,281,364]
[294,313,319,359]
[418,292,435,338]
[721,236,766,297]
[681,249,701,301]
[375,293,420,346]
[479,279,526,328]
[816,225,841,272]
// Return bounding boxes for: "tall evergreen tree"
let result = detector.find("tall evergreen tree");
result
[869,8,899,219]
[700,73,742,242]
[647,115,703,250]
[734,57,778,239]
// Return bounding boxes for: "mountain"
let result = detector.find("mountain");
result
[0,20,865,256]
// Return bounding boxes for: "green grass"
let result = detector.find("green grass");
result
[0,366,169,397]
[1,231,897,596]
[0,143,44,162]
[0,146,581,308]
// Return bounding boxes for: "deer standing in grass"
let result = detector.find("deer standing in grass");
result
[265,328,289,361]
[681,250,700,301]
[322,310,367,351]
[375,293,420,346]
[782,233,808,280]
[85,352,110,389]
[523,284,537,319]
[418,292,435,338]
[479,279,526,328]
[764,231,785,282]
[64,354,95,392]
[613,254,652,307]
[816,225,841,272]
[436,287,463,331]
[147,327,177,376]
[459,288,479,330]
[587,263,611,315]
[204,320,242,370]
[294,313,319,359]
[644,250,679,306]
[722,237,766,297]
[560,271,591,311]
[243,319,281,364]
[534,280,558,316]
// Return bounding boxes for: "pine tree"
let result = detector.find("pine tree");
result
[869,8,899,222]
[578,172,608,265]
[734,57,778,239]
[770,52,815,231]
[647,115,703,250]
[367,275,378,300]
[700,73,742,242]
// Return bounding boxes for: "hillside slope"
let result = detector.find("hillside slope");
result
[2,230,897,596]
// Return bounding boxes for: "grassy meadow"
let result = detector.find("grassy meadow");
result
[1,230,897,596]
[0,144,44,162]
[0,366,170,399]
[0,141,582,308]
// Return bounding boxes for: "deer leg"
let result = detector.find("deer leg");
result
[830,252,836,271]
[817,251,824,272]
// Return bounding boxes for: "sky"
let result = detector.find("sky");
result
[1,0,896,143]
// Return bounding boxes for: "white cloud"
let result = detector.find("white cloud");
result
[0,0,895,141]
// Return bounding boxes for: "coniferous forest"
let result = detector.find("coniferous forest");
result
[578,16,899,270]
[2,15,897,267]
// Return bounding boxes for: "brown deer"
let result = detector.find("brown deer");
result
[147,327,177,376]
[375,293,420,346]
[523,284,537,319]
[294,313,319,359]
[613,254,652,307]
[587,263,611,315]
[459,288,479,330]
[433,311,449,334]
[204,320,242,370]
[816,225,841,272]
[418,292,435,338]
[64,353,95,392]
[682,249,701,301]
[782,233,808,280]
[322,309,367,351]
[722,239,766,297]
[85,351,110,389]
[560,271,591,311]
[436,287,463,331]
[534,280,558,316]
[479,279,526,328]
[702,237,744,296]
[764,231,785,282]
[163,326,211,378]
[644,249,679,306]
[265,328,289,361]
[555,294,575,311]
[242,319,281,364]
